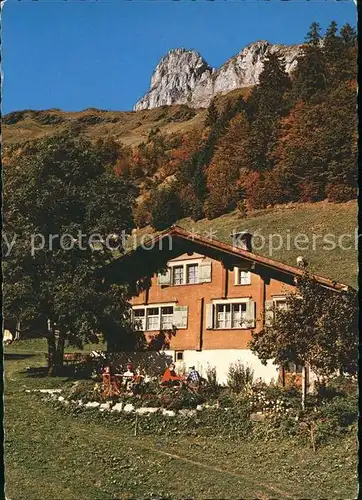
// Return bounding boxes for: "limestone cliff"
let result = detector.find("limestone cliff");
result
[134,41,303,110]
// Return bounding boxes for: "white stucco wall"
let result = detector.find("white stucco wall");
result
[166,349,279,385]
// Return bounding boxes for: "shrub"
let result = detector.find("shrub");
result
[217,392,234,408]
[62,380,101,402]
[227,362,254,394]
[205,365,220,397]
[158,387,205,410]
[299,181,324,202]
[318,394,358,428]
[325,182,356,202]
[150,186,183,230]
[315,375,358,403]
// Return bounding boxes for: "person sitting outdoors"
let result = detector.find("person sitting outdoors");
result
[161,362,184,386]
[123,363,135,391]
[186,366,201,391]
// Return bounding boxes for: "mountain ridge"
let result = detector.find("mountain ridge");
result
[134,40,304,110]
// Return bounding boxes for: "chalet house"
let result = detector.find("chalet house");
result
[104,226,347,385]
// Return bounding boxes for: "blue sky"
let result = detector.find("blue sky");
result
[2,0,356,114]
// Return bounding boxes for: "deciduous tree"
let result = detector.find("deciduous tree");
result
[249,274,358,404]
[3,131,138,374]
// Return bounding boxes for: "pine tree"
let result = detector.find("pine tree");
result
[244,54,291,171]
[248,53,291,118]
[204,98,219,128]
[340,23,357,47]
[290,44,327,102]
[305,22,322,45]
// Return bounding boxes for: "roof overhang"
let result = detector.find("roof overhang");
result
[102,225,350,292]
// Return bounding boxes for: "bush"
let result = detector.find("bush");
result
[150,186,183,230]
[325,182,356,202]
[157,387,205,410]
[227,362,254,394]
[205,365,219,396]
[62,380,101,402]
[315,375,358,403]
[217,392,234,408]
[318,394,358,428]
[299,181,324,202]
[249,381,300,414]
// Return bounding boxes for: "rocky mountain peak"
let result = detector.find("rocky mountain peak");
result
[134,40,304,110]
[133,48,213,111]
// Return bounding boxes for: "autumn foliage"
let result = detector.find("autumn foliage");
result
[41,21,353,229]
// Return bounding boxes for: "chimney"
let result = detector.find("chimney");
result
[231,231,253,251]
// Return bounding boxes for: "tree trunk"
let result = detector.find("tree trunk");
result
[55,329,65,370]
[46,322,65,376]
[301,365,308,410]
[47,334,57,376]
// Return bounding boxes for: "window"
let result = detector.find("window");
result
[274,298,287,311]
[216,304,231,329]
[216,303,247,329]
[161,306,174,330]
[133,308,146,331]
[235,268,251,285]
[175,351,184,361]
[147,307,160,331]
[132,304,178,331]
[172,266,184,285]
[186,264,199,284]
[287,362,303,374]
[164,259,209,285]
[231,303,247,328]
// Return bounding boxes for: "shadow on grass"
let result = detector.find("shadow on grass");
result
[4,353,36,360]
[23,363,95,381]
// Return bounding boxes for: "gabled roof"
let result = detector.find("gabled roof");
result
[107,225,349,292]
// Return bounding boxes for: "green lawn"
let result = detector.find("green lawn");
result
[4,337,107,356]
[4,343,358,500]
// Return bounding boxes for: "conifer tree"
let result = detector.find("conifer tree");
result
[305,22,322,45]
[340,23,357,47]
[204,98,219,128]
[290,44,327,102]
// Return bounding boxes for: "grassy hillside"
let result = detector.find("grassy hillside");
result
[132,201,358,287]
[2,88,250,147]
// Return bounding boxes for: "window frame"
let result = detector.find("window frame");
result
[132,303,176,332]
[168,258,203,285]
[234,267,252,286]
[175,351,184,362]
[272,296,287,311]
[212,298,250,330]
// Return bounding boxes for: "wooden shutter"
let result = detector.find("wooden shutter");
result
[157,268,171,286]
[206,303,214,329]
[264,300,274,327]
[234,267,251,285]
[234,267,239,285]
[173,305,188,329]
[245,300,256,328]
[199,262,212,283]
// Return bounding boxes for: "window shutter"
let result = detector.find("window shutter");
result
[245,300,256,328]
[157,268,171,286]
[234,267,251,285]
[264,300,274,327]
[234,267,239,285]
[173,305,188,329]
[206,303,214,329]
[199,262,212,283]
